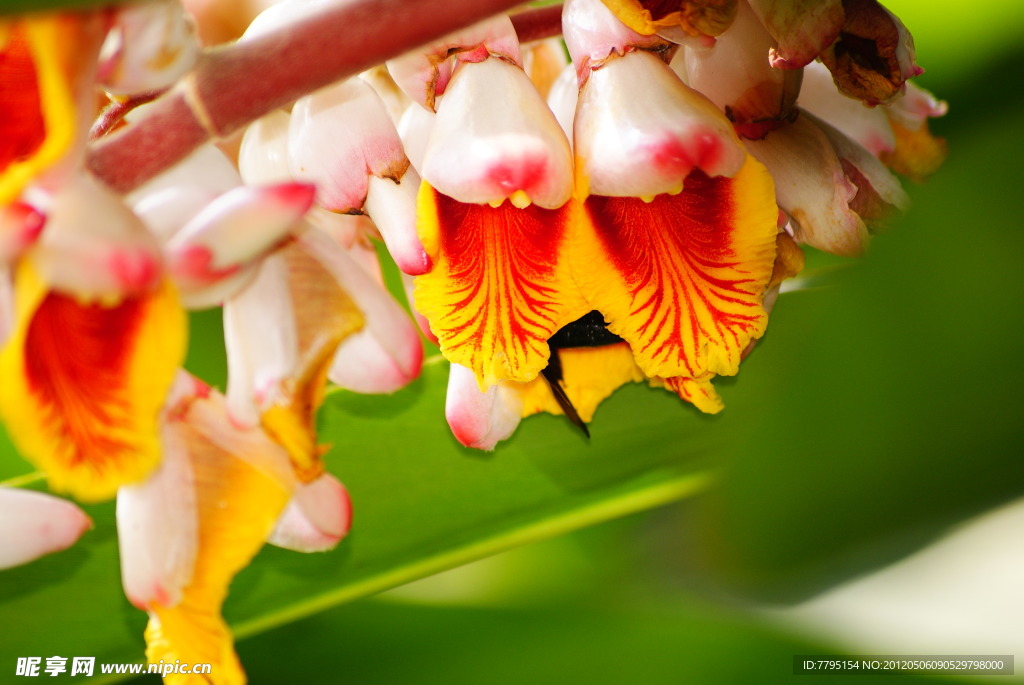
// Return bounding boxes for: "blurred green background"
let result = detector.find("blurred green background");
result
[2,0,1023,682]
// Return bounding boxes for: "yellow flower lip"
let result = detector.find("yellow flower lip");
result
[0,264,186,502]
[0,17,77,206]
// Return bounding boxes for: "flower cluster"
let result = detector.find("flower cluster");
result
[0,0,945,682]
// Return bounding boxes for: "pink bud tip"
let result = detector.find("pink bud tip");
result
[269,182,317,213]
[109,250,160,291]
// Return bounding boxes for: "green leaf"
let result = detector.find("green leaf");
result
[692,87,1024,601]
[0,360,713,675]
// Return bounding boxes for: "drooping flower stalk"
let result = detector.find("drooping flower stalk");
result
[87,0,537,194]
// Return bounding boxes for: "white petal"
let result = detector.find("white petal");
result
[886,81,948,131]
[445,363,523,451]
[299,229,423,393]
[396,102,436,175]
[684,1,800,125]
[0,488,91,570]
[127,144,242,208]
[745,116,868,257]
[575,50,746,198]
[239,110,294,186]
[364,173,430,275]
[178,264,259,311]
[562,0,663,76]
[116,417,198,609]
[547,63,579,146]
[288,78,409,213]
[306,206,370,251]
[422,58,573,208]
[224,254,299,427]
[132,185,220,243]
[32,174,163,298]
[359,65,411,125]
[807,111,909,213]
[386,14,521,110]
[166,182,314,295]
[98,0,199,95]
[268,473,352,552]
[798,61,895,157]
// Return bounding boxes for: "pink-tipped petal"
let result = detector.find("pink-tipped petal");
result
[386,14,521,111]
[239,110,294,186]
[422,58,573,209]
[807,110,909,217]
[268,473,352,552]
[300,228,423,393]
[116,398,199,609]
[886,81,948,131]
[745,115,868,257]
[98,0,199,95]
[797,61,895,157]
[562,0,665,80]
[0,488,91,570]
[288,78,409,214]
[166,183,314,295]
[31,174,163,299]
[445,363,523,451]
[224,255,300,428]
[575,49,746,197]
[364,173,430,275]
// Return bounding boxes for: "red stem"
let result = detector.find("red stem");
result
[510,4,563,44]
[87,0,532,193]
[89,89,166,140]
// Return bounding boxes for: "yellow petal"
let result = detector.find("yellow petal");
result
[881,117,948,182]
[0,264,186,501]
[600,0,737,37]
[0,14,97,205]
[573,156,777,380]
[518,342,646,422]
[414,182,588,388]
[260,242,364,482]
[657,374,724,414]
[146,394,293,685]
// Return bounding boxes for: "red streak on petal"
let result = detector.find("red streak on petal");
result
[0,26,46,172]
[25,292,146,469]
[585,172,763,376]
[172,244,241,284]
[423,188,575,382]
[109,250,160,291]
